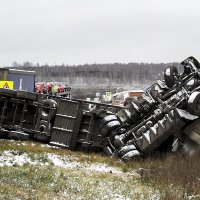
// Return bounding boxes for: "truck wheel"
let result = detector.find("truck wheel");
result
[100,120,120,137]
[103,146,114,156]
[116,144,137,157]
[121,149,141,161]
[188,56,200,69]
[164,65,179,88]
[188,91,200,116]
[181,56,200,70]
[99,115,118,130]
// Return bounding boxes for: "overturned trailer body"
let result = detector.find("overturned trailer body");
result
[0,56,200,160]
[0,90,121,152]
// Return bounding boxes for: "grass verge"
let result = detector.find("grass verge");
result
[0,140,200,199]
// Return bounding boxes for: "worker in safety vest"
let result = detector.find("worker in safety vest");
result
[52,84,58,95]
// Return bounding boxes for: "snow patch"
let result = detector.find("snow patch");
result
[47,153,81,169]
[0,151,39,166]
[0,150,123,174]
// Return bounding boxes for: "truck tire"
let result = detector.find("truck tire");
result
[181,56,200,70]
[100,120,120,137]
[116,144,137,157]
[121,150,140,161]
[99,115,118,130]
[164,65,179,88]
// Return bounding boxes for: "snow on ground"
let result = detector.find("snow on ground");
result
[0,141,162,199]
[0,150,47,167]
[0,151,33,167]
[0,140,141,176]
[0,150,126,175]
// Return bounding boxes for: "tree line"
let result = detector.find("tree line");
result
[10,62,169,86]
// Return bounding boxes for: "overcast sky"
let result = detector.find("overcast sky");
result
[0,0,200,66]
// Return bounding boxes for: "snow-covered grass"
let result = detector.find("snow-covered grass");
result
[0,140,200,199]
[0,140,161,200]
[0,165,160,200]
[0,140,120,167]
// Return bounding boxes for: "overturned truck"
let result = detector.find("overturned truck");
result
[0,56,200,160]
[101,56,200,160]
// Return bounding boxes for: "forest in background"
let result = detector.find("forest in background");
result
[9,62,170,98]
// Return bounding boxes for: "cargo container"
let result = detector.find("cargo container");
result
[0,68,36,92]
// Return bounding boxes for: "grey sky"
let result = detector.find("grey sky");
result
[0,0,200,66]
